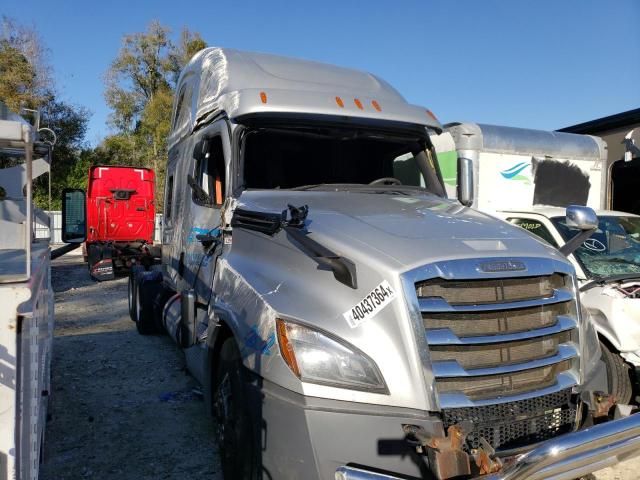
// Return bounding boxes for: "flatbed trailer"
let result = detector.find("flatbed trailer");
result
[0,103,54,479]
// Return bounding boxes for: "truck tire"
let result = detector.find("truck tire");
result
[213,338,259,480]
[128,265,144,322]
[600,340,633,405]
[135,271,162,335]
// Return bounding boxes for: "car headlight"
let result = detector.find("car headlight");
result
[276,319,388,393]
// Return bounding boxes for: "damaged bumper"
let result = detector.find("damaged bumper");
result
[335,413,640,480]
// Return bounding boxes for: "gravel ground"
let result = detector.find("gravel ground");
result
[40,250,639,479]
[41,251,220,480]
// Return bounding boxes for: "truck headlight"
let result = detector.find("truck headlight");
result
[276,319,388,393]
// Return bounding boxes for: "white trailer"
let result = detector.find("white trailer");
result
[0,103,54,480]
[434,123,609,211]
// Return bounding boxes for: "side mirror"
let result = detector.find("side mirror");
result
[457,157,474,207]
[192,137,209,161]
[566,205,598,231]
[61,188,86,243]
[624,128,639,162]
[559,205,598,256]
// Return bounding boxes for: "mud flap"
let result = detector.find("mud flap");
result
[88,244,115,281]
[90,259,115,281]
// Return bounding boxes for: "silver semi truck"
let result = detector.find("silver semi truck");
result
[63,49,640,479]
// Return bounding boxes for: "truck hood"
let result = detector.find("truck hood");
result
[225,190,573,409]
[235,189,565,271]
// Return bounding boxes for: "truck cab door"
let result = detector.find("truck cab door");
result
[182,120,231,305]
[161,148,179,286]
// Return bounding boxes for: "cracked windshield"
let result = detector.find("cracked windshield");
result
[553,216,640,277]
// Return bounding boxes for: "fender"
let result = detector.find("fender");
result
[590,307,637,356]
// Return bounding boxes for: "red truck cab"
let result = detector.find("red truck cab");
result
[85,166,159,280]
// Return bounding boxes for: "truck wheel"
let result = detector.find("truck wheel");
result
[213,338,259,480]
[600,340,633,405]
[135,272,162,335]
[128,266,144,322]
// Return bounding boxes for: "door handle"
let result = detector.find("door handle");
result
[178,252,185,277]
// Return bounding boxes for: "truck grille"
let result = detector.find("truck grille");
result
[442,389,577,451]
[417,273,578,402]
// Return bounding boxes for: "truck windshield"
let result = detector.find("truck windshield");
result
[551,215,640,278]
[240,125,445,196]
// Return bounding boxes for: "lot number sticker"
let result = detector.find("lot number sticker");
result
[343,280,397,328]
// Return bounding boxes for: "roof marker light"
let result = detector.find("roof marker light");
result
[260,91,268,104]
[335,96,345,108]
[354,98,364,110]
[426,109,438,121]
[371,100,382,112]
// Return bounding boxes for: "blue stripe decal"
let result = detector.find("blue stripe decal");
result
[500,162,530,179]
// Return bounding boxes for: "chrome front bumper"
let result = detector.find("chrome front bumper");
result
[335,413,640,480]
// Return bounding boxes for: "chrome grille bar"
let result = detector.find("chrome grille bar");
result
[418,288,573,313]
[426,315,577,345]
[431,344,578,377]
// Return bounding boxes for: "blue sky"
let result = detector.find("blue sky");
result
[4,0,639,145]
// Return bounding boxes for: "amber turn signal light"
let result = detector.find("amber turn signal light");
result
[276,319,300,378]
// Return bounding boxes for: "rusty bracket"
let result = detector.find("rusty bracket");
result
[474,437,503,475]
[593,391,616,419]
[403,422,473,480]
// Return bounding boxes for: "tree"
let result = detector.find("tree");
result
[105,21,171,132]
[0,15,52,111]
[1,16,91,210]
[104,21,207,210]
[0,42,38,111]
[33,99,91,209]
[139,86,173,192]
[167,29,207,84]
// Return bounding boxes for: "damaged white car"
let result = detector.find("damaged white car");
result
[502,208,640,403]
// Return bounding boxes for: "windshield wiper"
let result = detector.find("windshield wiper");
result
[290,183,364,191]
[290,183,426,195]
[231,204,358,289]
[290,184,326,191]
